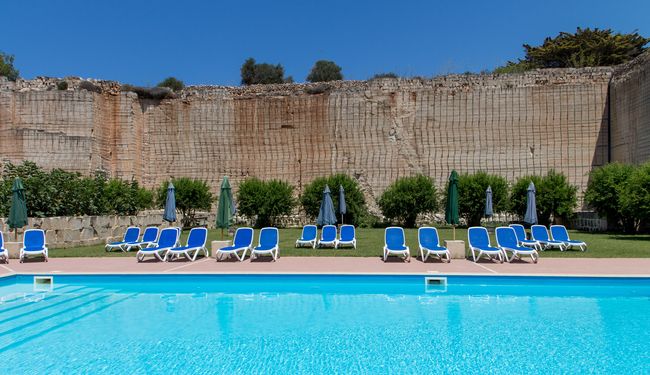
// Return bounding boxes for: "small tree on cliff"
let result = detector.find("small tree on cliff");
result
[0,52,19,81]
[306,60,343,82]
[240,58,289,85]
[157,77,185,91]
[494,28,650,73]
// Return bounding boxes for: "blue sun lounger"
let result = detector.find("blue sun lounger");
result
[418,227,450,263]
[216,227,254,262]
[136,227,179,262]
[0,232,8,264]
[550,225,587,251]
[164,227,209,262]
[124,226,159,252]
[337,225,357,249]
[496,226,539,263]
[383,226,410,262]
[105,226,140,252]
[20,229,48,263]
[295,225,317,248]
[531,225,566,251]
[468,226,503,263]
[251,227,279,261]
[318,225,337,248]
[509,224,542,251]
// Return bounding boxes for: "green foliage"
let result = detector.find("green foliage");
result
[237,178,295,227]
[121,84,176,100]
[378,175,438,227]
[621,162,650,230]
[584,163,638,232]
[157,77,185,91]
[457,171,509,227]
[509,170,577,225]
[57,81,68,90]
[79,81,102,93]
[300,174,367,226]
[371,72,399,79]
[240,58,288,85]
[306,60,343,82]
[0,161,152,217]
[494,28,649,73]
[157,177,213,228]
[0,52,19,81]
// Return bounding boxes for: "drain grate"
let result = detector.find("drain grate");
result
[424,277,447,293]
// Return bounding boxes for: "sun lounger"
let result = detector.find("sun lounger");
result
[318,225,338,248]
[20,229,48,263]
[164,227,209,262]
[295,225,317,248]
[136,227,179,262]
[251,227,279,261]
[468,226,503,263]
[105,226,140,252]
[337,225,357,249]
[216,227,254,262]
[531,225,566,251]
[0,232,8,263]
[383,226,410,262]
[496,226,539,263]
[418,227,450,263]
[123,226,159,252]
[550,225,587,251]
[509,224,542,251]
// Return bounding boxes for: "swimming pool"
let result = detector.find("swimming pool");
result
[0,274,648,374]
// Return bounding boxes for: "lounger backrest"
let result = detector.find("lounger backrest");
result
[496,227,518,248]
[141,227,159,242]
[124,227,140,242]
[468,227,490,248]
[385,227,405,248]
[24,229,45,249]
[259,227,279,247]
[531,225,549,241]
[418,227,439,248]
[302,225,317,240]
[187,227,208,248]
[509,224,528,242]
[550,225,569,241]
[340,225,355,241]
[0,231,3,248]
[321,225,337,241]
[234,227,254,248]
[157,228,179,248]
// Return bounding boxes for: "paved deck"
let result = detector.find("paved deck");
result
[1,257,649,277]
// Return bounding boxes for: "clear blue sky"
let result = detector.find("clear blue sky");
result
[2,0,648,86]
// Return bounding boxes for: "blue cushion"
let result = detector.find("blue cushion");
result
[387,244,408,251]
[423,245,447,252]
[219,245,246,252]
[24,246,46,252]
[254,245,276,251]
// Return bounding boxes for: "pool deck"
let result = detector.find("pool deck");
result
[0,257,649,277]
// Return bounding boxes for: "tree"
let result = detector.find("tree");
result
[378,175,438,227]
[237,178,295,227]
[494,28,649,73]
[157,177,213,228]
[621,162,650,230]
[157,77,185,91]
[240,58,288,85]
[0,52,19,81]
[509,170,577,225]
[457,171,509,227]
[300,174,367,226]
[584,163,638,232]
[306,60,343,82]
[371,72,398,79]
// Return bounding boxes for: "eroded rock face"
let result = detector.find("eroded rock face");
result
[1,56,646,209]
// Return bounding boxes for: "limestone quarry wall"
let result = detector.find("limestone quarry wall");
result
[610,52,650,164]
[0,68,614,209]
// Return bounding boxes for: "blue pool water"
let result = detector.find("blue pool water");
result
[0,274,648,374]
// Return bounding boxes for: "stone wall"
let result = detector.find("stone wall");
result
[0,210,215,249]
[610,51,650,164]
[0,68,614,209]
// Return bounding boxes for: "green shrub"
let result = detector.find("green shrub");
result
[57,81,68,90]
[378,175,438,227]
[300,174,367,226]
[156,77,185,92]
[457,171,508,227]
[157,177,213,228]
[79,81,101,93]
[121,84,176,100]
[584,163,638,232]
[509,170,577,225]
[306,60,343,82]
[237,178,295,227]
[371,72,398,79]
[621,162,650,230]
[0,52,19,81]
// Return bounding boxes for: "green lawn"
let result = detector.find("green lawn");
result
[49,227,650,258]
